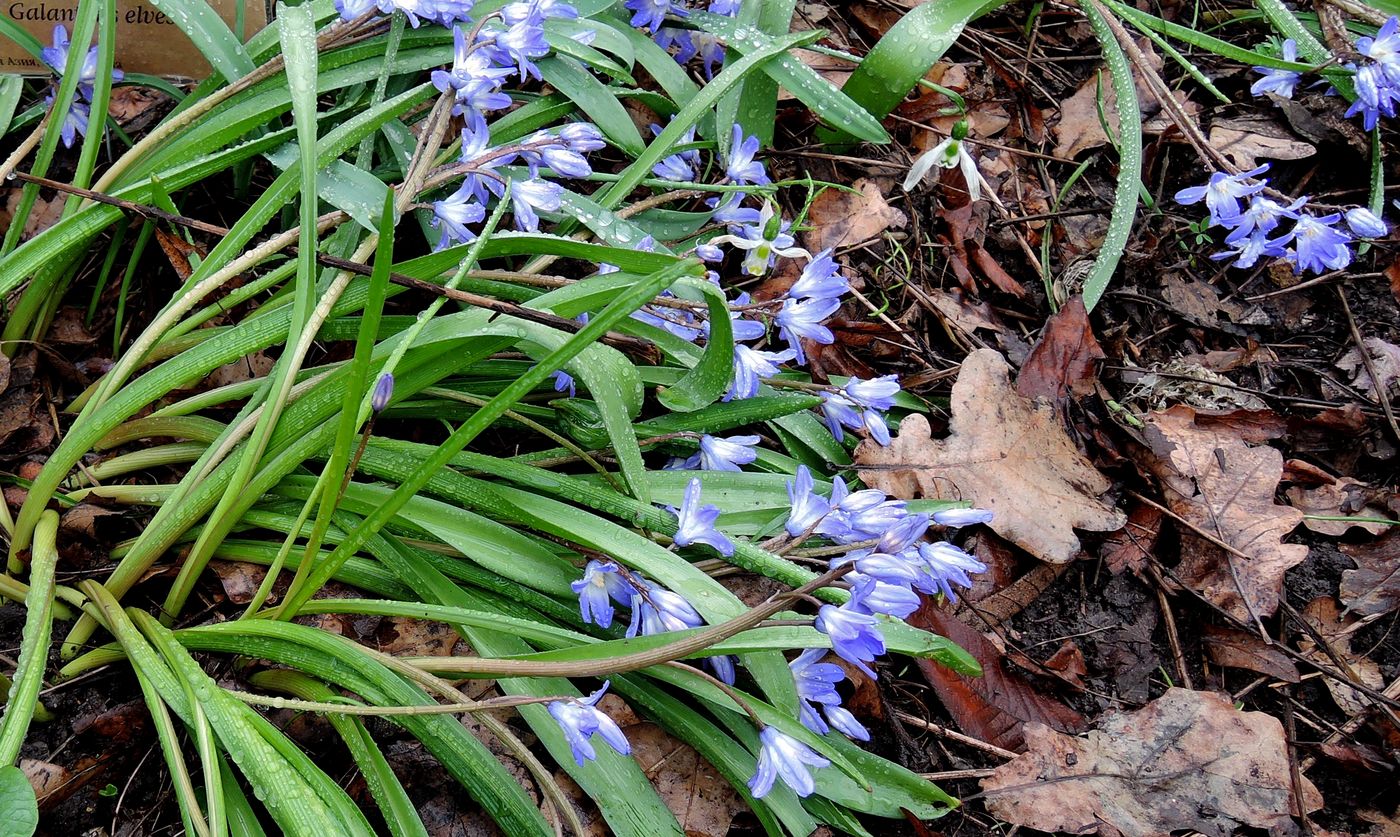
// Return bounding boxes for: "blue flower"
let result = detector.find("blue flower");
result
[626,0,685,32]
[510,179,562,231]
[570,559,632,628]
[504,0,578,23]
[1175,165,1269,226]
[627,579,704,636]
[1346,61,1399,130]
[727,345,795,401]
[1346,207,1388,237]
[371,372,395,413]
[725,124,771,186]
[791,648,870,741]
[694,32,726,78]
[846,548,922,587]
[551,370,576,397]
[843,375,900,411]
[834,489,907,539]
[672,478,734,555]
[45,93,89,149]
[789,249,850,300]
[1290,213,1353,273]
[1356,15,1400,66]
[334,0,379,20]
[775,296,839,364]
[491,17,551,79]
[748,727,829,799]
[710,194,761,226]
[785,466,832,536]
[548,682,631,764]
[877,513,929,554]
[914,541,987,601]
[1251,39,1301,98]
[814,604,885,678]
[932,507,994,528]
[1211,229,1291,269]
[558,122,605,152]
[697,434,761,471]
[41,24,123,101]
[431,183,486,249]
[1228,194,1306,239]
[433,28,514,119]
[847,573,920,620]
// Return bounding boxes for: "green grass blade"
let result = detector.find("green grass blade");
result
[0,511,59,765]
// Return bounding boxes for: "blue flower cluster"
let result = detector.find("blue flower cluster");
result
[409,1,610,244]
[629,0,740,79]
[570,531,737,683]
[40,25,124,148]
[1249,17,1400,132]
[1347,17,1400,129]
[1176,163,1388,273]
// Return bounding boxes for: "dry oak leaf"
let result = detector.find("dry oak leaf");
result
[1341,531,1400,617]
[1287,477,1394,536]
[856,349,1124,564]
[980,688,1322,837]
[804,177,906,252]
[1298,596,1384,717]
[1144,406,1308,621]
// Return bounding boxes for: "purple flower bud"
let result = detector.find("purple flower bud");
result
[1345,206,1388,238]
[371,373,395,413]
[932,507,994,528]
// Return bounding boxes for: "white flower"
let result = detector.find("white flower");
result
[903,136,981,200]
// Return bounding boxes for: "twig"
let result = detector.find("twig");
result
[895,711,1018,760]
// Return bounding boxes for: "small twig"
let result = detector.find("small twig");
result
[896,711,1018,760]
[920,768,998,781]
[1281,690,1315,836]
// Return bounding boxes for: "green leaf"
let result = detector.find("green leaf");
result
[0,767,37,837]
[537,54,645,155]
[145,0,256,82]
[0,512,59,765]
[1079,1,1142,312]
[656,277,734,412]
[691,11,889,144]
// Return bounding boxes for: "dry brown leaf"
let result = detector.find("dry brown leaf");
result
[21,758,70,803]
[1201,623,1300,682]
[1015,297,1104,402]
[207,351,276,388]
[907,601,1086,753]
[1099,502,1163,576]
[1287,477,1394,536]
[1338,337,1400,395]
[856,350,1124,564]
[1144,406,1308,621]
[1298,597,1384,716]
[1208,117,1316,169]
[1341,532,1400,617]
[1053,39,1199,158]
[981,688,1322,837]
[804,178,907,252]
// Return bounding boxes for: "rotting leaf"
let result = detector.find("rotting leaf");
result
[804,178,907,252]
[1015,297,1104,402]
[1297,597,1384,716]
[1052,39,1199,158]
[856,349,1125,564]
[907,601,1086,753]
[1098,502,1162,576]
[1143,406,1308,621]
[1201,623,1300,682]
[1341,532,1400,618]
[981,688,1322,837]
